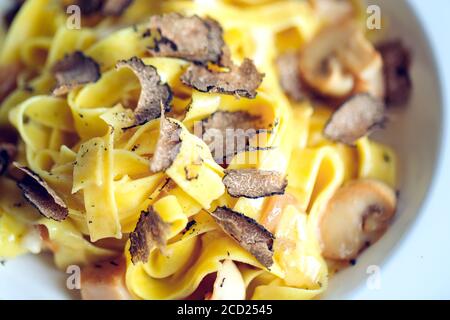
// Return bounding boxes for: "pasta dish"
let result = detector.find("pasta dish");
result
[0,0,412,300]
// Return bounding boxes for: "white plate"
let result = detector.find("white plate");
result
[0,0,449,300]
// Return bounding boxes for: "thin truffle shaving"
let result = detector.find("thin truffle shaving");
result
[129,207,170,264]
[116,57,173,126]
[52,51,101,96]
[150,114,182,173]
[14,163,68,221]
[223,169,288,199]
[148,13,225,65]
[0,143,17,175]
[181,58,264,99]
[276,52,305,102]
[377,40,412,106]
[211,206,274,268]
[198,111,263,164]
[324,93,386,145]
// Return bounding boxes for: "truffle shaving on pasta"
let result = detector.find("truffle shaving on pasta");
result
[14,163,69,221]
[52,51,101,96]
[116,57,173,126]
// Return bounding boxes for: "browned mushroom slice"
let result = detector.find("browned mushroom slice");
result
[116,57,172,126]
[148,13,225,65]
[377,40,412,106]
[181,59,264,99]
[52,51,101,96]
[199,111,263,164]
[318,179,397,261]
[211,206,274,268]
[324,93,385,145]
[0,143,17,175]
[149,115,182,173]
[102,0,134,16]
[276,52,305,102]
[223,169,287,199]
[129,207,170,264]
[299,22,384,99]
[13,163,68,221]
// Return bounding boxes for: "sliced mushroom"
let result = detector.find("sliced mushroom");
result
[324,93,386,145]
[318,179,397,261]
[299,22,384,99]
[209,259,246,300]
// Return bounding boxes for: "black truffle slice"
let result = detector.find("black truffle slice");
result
[148,13,225,65]
[14,163,68,221]
[324,93,386,145]
[102,0,134,16]
[129,207,170,264]
[181,58,264,99]
[52,51,101,96]
[116,57,173,126]
[376,40,412,106]
[223,169,288,199]
[149,114,182,173]
[211,206,274,268]
[276,52,305,102]
[0,143,17,175]
[199,111,263,164]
